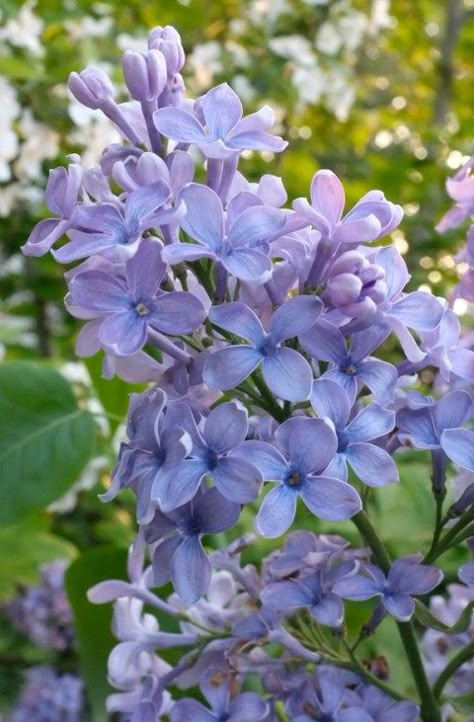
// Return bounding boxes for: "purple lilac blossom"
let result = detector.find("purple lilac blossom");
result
[67,241,205,356]
[9,666,85,722]
[311,378,398,487]
[204,297,321,401]
[239,416,362,537]
[333,556,443,621]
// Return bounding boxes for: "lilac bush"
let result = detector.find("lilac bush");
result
[22,23,474,722]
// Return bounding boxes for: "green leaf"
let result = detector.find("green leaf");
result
[0,517,76,600]
[447,690,474,715]
[414,598,474,633]
[65,546,128,722]
[0,362,97,524]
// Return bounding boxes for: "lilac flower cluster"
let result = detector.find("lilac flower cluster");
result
[23,23,474,722]
[8,665,85,722]
[3,560,74,651]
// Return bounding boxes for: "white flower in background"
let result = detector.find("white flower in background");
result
[0,184,25,217]
[371,0,393,32]
[269,35,316,68]
[292,64,326,106]
[14,110,60,181]
[325,68,356,121]
[231,74,256,103]
[0,77,20,128]
[188,42,223,89]
[0,130,19,182]
[225,40,251,69]
[248,0,290,25]
[338,11,369,52]
[64,15,113,43]
[0,1,44,57]
[117,32,148,53]
[315,21,342,55]
[68,98,121,167]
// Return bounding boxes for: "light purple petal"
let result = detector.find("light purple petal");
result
[276,417,338,475]
[203,346,262,390]
[194,486,241,533]
[237,440,288,481]
[204,401,249,453]
[179,183,224,251]
[157,459,207,511]
[310,170,345,228]
[162,242,217,264]
[434,389,473,433]
[255,484,297,537]
[312,593,344,627]
[345,405,395,442]
[208,302,264,345]
[154,107,207,143]
[261,580,313,609]
[228,692,268,722]
[99,312,147,356]
[213,456,261,503]
[69,271,129,313]
[269,296,322,342]
[324,369,358,405]
[388,558,443,595]
[125,241,165,299]
[301,476,362,521]
[311,378,351,429]
[350,325,391,362]
[333,215,382,244]
[459,561,474,588]
[224,248,272,282]
[152,535,181,586]
[388,316,426,363]
[125,180,170,227]
[262,347,313,401]
[332,573,382,600]
[226,130,287,152]
[357,359,398,404]
[201,83,242,138]
[228,206,285,248]
[22,218,68,257]
[441,428,474,471]
[345,442,399,487]
[376,247,410,300]
[397,406,438,448]
[170,699,215,722]
[171,536,211,604]
[299,318,346,363]
[383,593,415,621]
[390,292,444,331]
[449,348,474,383]
[151,291,205,335]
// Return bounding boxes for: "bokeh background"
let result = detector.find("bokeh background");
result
[0,0,473,719]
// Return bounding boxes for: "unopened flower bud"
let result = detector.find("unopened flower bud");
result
[122,49,167,102]
[148,25,185,75]
[447,483,474,518]
[68,67,114,110]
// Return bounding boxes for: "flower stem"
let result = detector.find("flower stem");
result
[352,511,441,722]
[424,505,474,563]
[433,639,474,700]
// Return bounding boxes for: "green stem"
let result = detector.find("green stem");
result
[251,370,287,423]
[433,639,474,700]
[323,655,409,702]
[352,511,441,722]
[426,491,447,561]
[424,506,474,563]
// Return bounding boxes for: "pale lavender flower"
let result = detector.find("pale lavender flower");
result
[204,297,321,401]
[240,416,361,537]
[154,82,287,159]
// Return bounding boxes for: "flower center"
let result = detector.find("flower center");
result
[286,469,303,488]
[135,302,151,316]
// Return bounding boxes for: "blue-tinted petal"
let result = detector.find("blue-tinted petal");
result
[152,535,181,587]
[157,459,207,512]
[255,484,297,537]
[228,692,268,722]
[310,170,345,227]
[275,417,338,475]
[311,592,344,627]
[311,378,351,429]
[269,296,322,343]
[299,318,346,363]
[345,442,399,487]
[201,83,242,138]
[301,475,362,521]
[261,580,312,610]
[223,248,272,282]
[99,312,147,356]
[382,593,415,621]
[332,574,382,601]
[228,205,285,248]
[434,390,473,433]
[388,558,443,595]
[194,486,241,533]
[237,440,288,481]
[204,401,249,453]
[171,536,211,604]
[169,698,215,722]
[345,405,395,442]
[441,428,474,470]
[459,561,474,588]
[397,407,438,448]
[151,291,205,335]
[154,107,207,143]
[213,456,261,503]
[357,359,398,404]
[203,346,262,390]
[179,183,224,251]
[390,292,444,332]
[263,347,313,401]
[208,302,264,345]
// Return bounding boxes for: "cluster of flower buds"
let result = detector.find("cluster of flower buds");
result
[23,23,474,722]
